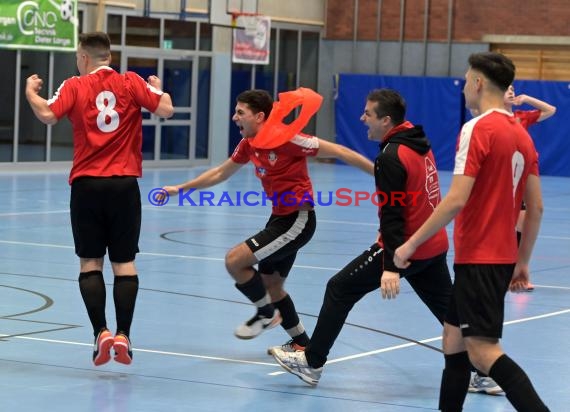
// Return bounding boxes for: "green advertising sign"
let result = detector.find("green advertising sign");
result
[0,0,77,51]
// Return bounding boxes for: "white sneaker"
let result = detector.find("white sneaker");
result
[272,348,322,386]
[468,372,504,395]
[234,309,281,339]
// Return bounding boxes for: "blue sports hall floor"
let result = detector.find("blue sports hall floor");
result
[1,163,568,411]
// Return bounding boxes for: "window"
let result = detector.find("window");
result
[126,16,160,48]
[165,19,197,50]
[19,51,48,161]
[0,49,16,162]
[50,51,78,161]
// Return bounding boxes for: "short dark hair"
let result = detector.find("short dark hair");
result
[236,89,273,120]
[366,88,406,125]
[468,52,515,92]
[78,32,111,60]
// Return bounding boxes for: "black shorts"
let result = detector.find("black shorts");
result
[245,210,316,277]
[70,176,141,262]
[445,263,514,339]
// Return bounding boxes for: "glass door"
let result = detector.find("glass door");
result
[122,50,196,163]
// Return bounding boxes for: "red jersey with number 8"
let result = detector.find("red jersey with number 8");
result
[452,109,539,264]
[48,66,163,184]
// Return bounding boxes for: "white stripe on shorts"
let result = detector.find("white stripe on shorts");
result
[253,210,309,261]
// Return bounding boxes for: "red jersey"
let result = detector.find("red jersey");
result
[375,122,448,271]
[48,67,163,184]
[513,109,540,130]
[231,133,319,215]
[453,109,539,264]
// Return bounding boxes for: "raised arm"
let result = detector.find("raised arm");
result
[25,74,58,125]
[512,94,556,122]
[162,158,244,195]
[316,138,374,175]
[147,75,174,118]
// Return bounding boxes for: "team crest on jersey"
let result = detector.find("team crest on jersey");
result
[425,157,440,209]
[268,151,278,166]
[256,167,267,177]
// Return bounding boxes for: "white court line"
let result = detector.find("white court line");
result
[503,308,570,324]
[144,205,379,227]
[0,239,341,271]
[0,334,276,367]
[2,238,570,274]
[268,308,570,376]
[0,240,74,250]
[538,235,570,241]
[2,307,567,373]
[3,207,570,236]
[531,285,570,291]
[5,207,570,238]
[0,206,377,227]
[1,235,570,370]
[0,210,68,217]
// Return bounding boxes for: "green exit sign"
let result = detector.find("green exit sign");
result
[163,40,173,49]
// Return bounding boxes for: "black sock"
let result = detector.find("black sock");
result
[439,351,471,412]
[78,271,107,336]
[488,354,549,412]
[474,368,487,377]
[113,275,139,337]
[273,295,309,346]
[235,270,274,318]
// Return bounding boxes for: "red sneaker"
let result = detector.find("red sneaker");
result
[113,333,133,365]
[93,329,114,366]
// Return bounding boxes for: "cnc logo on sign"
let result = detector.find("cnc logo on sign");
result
[0,0,77,51]
[18,0,76,36]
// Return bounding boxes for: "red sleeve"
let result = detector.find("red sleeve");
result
[282,133,320,157]
[125,72,162,113]
[47,77,78,119]
[454,120,490,178]
[231,138,251,164]
[526,141,540,176]
[514,110,540,129]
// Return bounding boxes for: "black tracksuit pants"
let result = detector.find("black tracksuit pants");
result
[305,243,452,368]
